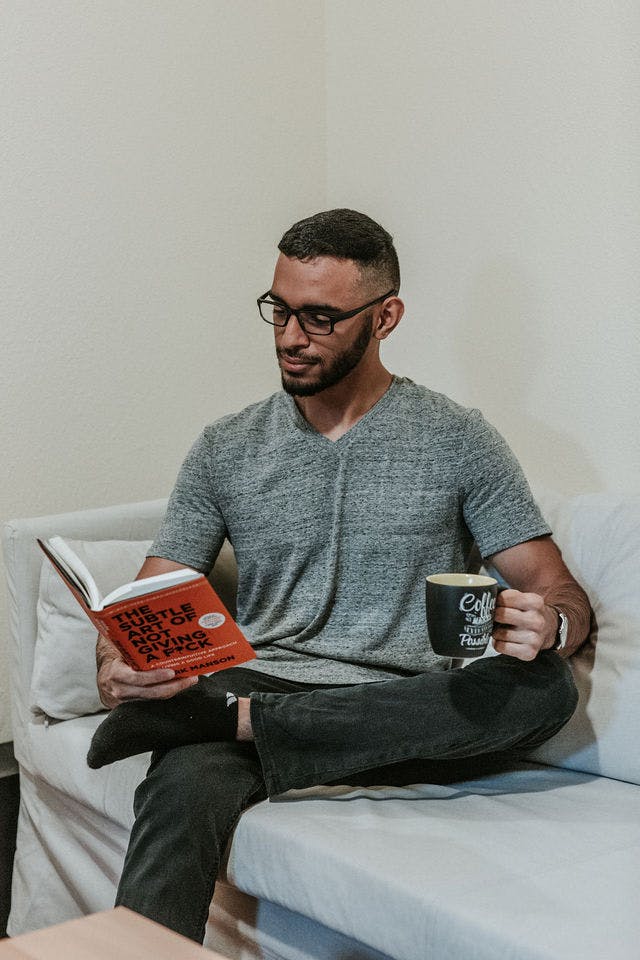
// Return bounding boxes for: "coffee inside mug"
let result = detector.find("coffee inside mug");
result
[426,574,497,588]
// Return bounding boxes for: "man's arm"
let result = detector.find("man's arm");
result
[487,535,592,661]
[96,556,199,709]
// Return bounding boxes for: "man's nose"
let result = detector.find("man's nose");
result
[279,312,310,348]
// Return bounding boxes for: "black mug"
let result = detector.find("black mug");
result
[426,573,498,658]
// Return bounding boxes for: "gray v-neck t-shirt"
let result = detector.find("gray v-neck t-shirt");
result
[149,377,550,684]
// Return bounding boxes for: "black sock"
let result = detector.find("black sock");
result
[86,680,239,769]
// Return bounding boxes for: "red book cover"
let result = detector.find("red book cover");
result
[38,538,256,678]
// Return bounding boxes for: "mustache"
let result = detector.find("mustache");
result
[276,348,321,365]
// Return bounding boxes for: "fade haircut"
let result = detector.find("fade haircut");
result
[278,208,400,293]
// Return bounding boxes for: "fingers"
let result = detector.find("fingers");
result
[112,663,176,686]
[491,636,540,662]
[495,588,546,614]
[112,675,198,703]
[495,600,546,630]
[492,589,555,661]
[97,659,198,709]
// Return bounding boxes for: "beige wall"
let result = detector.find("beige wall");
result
[0,0,325,743]
[325,0,640,496]
[2,1,639,741]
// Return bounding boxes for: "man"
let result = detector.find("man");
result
[90,209,591,943]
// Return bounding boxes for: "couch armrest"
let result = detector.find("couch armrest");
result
[1,499,167,761]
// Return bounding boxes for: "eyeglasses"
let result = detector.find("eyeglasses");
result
[257,289,397,336]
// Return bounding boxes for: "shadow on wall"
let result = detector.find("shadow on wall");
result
[457,259,603,493]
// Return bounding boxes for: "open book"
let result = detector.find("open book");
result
[38,537,256,678]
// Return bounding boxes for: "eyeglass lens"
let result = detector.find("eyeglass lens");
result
[259,301,334,335]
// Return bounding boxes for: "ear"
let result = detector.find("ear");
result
[373,296,404,341]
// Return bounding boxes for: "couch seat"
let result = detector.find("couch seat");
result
[227,762,640,960]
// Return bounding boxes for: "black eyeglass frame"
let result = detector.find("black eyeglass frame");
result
[257,288,398,336]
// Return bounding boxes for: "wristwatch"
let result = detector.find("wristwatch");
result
[551,608,569,651]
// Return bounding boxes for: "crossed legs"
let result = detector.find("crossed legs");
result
[114,654,577,942]
[251,651,578,794]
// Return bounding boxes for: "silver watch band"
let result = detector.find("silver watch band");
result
[551,607,569,651]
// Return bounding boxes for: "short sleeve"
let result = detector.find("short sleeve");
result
[460,409,551,558]
[149,429,226,572]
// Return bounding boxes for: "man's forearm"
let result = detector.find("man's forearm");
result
[542,580,592,658]
[490,538,593,660]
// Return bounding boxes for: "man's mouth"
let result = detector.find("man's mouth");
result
[277,352,319,371]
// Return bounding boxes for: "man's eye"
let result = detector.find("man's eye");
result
[272,305,287,318]
[305,313,332,327]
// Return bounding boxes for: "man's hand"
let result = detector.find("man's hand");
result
[96,554,200,709]
[488,535,592,659]
[97,643,198,709]
[491,589,559,661]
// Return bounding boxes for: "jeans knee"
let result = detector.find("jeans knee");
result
[134,745,207,823]
[135,740,265,826]
[558,659,579,722]
[537,651,578,711]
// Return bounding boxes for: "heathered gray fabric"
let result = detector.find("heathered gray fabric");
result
[149,377,551,684]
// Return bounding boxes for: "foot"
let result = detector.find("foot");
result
[87,680,240,769]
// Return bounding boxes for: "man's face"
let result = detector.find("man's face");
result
[269,254,376,397]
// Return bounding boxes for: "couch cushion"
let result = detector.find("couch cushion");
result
[32,539,152,719]
[526,490,640,785]
[25,713,148,827]
[228,766,640,960]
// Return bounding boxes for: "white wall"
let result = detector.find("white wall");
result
[3,1,639,742]
[325,0,640,496]
[0,0,326,743]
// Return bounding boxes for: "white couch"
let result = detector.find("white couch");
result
[2,489,640,960]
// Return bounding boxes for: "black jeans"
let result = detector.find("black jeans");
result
[115,653,577,942]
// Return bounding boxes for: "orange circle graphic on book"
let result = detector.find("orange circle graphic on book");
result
[199,612,227,629]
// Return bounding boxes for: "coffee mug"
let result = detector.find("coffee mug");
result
[426,573,498,658]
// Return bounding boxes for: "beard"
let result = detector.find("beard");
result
[278,314,374,397]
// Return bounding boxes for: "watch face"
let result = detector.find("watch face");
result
[558,612,568,648]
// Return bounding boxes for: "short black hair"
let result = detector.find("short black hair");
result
[278,208,400,292]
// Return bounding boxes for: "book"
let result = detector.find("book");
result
[38,536,256,678]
